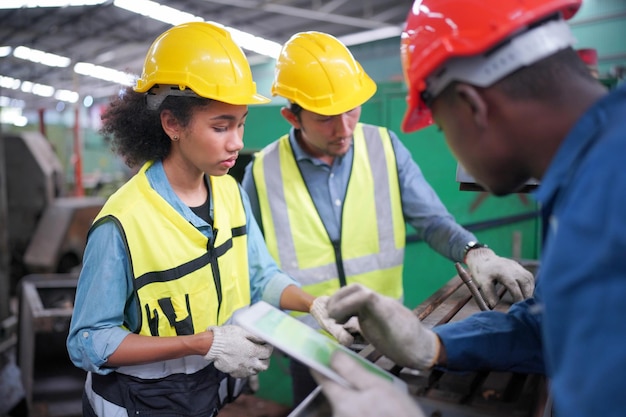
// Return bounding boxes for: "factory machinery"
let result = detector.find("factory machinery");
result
[0,131,104,416]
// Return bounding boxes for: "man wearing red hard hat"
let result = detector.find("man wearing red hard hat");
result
[313,1,626,417]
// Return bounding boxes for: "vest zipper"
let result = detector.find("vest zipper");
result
[332,240,347,287]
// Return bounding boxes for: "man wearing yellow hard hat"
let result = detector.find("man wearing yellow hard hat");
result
[66,22,353,416]
[241,30,534,405]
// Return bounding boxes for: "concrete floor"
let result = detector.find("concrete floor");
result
[21,395,292,417]
[24,390,292,417]
[220,394,292,417]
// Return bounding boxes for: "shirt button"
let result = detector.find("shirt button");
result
[334,199,341,206]
[330,173,334,178]
[82,331,89,338]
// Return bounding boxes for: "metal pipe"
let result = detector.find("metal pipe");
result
[455,262,490,311]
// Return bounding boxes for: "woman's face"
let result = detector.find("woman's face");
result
[175,100,248,177]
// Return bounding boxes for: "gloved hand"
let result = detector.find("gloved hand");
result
[310,296,354,346]
[465,248,535,308]
[312,350,426,417]
[342,316,361,335]
[328,284,439,370]
[204,325,273,378]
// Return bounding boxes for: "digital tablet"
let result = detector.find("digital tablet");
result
[233,301,408,391]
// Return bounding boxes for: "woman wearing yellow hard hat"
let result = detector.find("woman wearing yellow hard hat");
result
[67,21,351,417]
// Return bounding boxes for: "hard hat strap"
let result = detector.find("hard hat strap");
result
[422,17,576,104]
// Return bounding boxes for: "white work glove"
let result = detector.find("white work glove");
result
[328,284,439,370]
[342,316,361,335]
[204,325,273,378]
[310,296,354,346]
[465,248,535,308]
[312,350,426,417]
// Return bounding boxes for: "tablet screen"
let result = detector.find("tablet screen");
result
[233,301,407,390]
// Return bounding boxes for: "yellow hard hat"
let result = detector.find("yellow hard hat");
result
[135,21,269,105]
[271,31,376,115]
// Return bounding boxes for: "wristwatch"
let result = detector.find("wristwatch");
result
[463,241,489,261]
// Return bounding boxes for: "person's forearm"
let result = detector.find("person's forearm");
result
[279,284,315,312]
[432,300,544,373]
[106,331,213,367]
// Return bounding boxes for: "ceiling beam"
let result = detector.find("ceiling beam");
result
[201,0,390,30]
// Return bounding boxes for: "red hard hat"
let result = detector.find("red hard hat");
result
[400,0,582,133]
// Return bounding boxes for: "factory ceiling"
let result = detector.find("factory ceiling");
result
[0,0,412,113]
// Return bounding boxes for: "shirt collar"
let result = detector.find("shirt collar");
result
[287,127,351,167]
[145,159,212,228]
[533,86,618,206]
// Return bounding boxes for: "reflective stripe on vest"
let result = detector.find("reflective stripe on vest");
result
[252,123,405,299]
[92,161,250,336]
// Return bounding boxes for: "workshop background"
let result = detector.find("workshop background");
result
[0,0,624,416]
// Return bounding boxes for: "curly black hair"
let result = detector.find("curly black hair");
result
[100,86,212,168]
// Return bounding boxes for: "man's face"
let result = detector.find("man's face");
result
[430,86,530,196]
[289,107,361,160]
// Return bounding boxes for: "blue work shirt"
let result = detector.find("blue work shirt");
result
[435,84,626,417]
[241,126,475,263]
[67,160,297,374]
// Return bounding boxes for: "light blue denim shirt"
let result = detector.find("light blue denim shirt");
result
[67,160,297,374]
[242,125,475,262]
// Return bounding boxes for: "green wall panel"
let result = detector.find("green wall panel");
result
[243,104,291,150]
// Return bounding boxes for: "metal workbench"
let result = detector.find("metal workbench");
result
[290,262,547,417]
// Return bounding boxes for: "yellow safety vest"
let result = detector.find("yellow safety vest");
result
[252,123,405,300]
[92,161,250,336]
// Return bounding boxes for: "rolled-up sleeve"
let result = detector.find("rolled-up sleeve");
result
[392,132,475,262]
[434,297,544,374]
[241,185,299,307]
[66,221,132,374]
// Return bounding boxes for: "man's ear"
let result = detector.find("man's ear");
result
[455,84,488,130]
[160,109,181,139]
[280,107,301,129]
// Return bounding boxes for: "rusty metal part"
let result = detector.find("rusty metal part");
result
[455,262,490,311]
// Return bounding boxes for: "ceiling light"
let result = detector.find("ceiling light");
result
[13,45,71,67]
[113,0,281,59]
[0,96,25,108]
[113,0,202,26]
[0,0,106,8]
[1,74,79,102]
[225,26,281,59]
[0,46,12,57]
[54,89,79,103]
[74,62,136,86]
[0,106,28,127]
[0,75,21,90]
[21,81,55,97]
[339,26,403,46]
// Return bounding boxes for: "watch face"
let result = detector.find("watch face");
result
[464,241,487,257]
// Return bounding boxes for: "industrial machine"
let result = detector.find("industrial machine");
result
[3,131,104,291]
[0,131,105,416]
